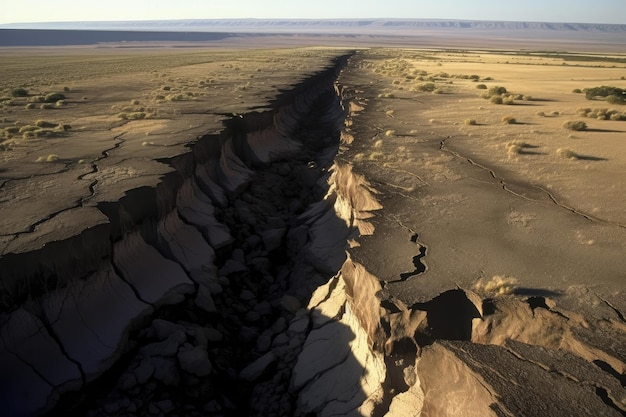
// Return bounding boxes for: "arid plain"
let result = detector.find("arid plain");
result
[1,28,625,417]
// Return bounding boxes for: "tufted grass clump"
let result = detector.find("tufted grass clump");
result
[473,275,518,296]
[556,148,581,160]
[501,115,517,124]
[117,112,146,120]
[506,140,530,157]
[415,82,436,92]
[562,120,587,131]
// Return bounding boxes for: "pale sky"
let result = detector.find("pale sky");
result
[1,0,625,25]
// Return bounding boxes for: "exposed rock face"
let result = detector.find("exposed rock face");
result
[1,50,625,417]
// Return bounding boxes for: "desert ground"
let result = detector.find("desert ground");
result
[1,33,625,417]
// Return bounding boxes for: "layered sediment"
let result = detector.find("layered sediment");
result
[1,51,625,417]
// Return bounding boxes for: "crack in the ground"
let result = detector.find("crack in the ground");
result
[440,136,626,229]
[0,133,128,241]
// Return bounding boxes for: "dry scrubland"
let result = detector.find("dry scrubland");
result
[353,48,626,226]
[0,47,345,253]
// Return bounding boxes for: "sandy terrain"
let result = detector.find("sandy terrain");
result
[1,37,625,416]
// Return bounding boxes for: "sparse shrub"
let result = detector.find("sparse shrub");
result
[522,95,533,101]
[464,119,477,125]
[572,88,582,93]
[503,96,516,105]
[476,84,487,89]
[368,151,384,161]
[162,86,171,91]
[44,93,65,103]
[40,103,54,109]
[29,95,45,103]
[488,86,507,97]
[502,115,516,124]
[55,100,65,107]
[506,141,529,156]
[473,275,518,296]
[562,120,587,131]
[577,108,591,116]
[19,125,39,133]
[63,86,71,92]
[490,96,503,104]
[35,120,57,128]
[550,111,560,116]
[556,148,580,159]
[385,129,395,137]
[130,99,140,105]
[11,88,28,97]
[117,112,146,120]
[166,94,185,102]
[536,111,546,117]
[469,75,480,81]
[25,103,36,109]
[416,82,436,92]
[35,154,59,163]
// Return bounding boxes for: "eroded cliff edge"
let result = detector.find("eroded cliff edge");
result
[0,50,625,417]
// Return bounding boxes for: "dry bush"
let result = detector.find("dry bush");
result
[464,119,477,126]
[501,115,516,124]
[506,140,530,157]
[490,96,503,104]
[556,148,581,160]
[562,120,587,131]
[472,275,518,296]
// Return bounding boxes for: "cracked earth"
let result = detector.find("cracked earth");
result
[1,47,625,416]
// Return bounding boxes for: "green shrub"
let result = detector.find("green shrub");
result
[562,120,587,131]
[606,95,625,105]
[585,86,625,102]
[476,84,487,89]
[572,88,582,93]
[11,88,28,97]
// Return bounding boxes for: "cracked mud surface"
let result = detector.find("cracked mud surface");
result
[1,46,625,416]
